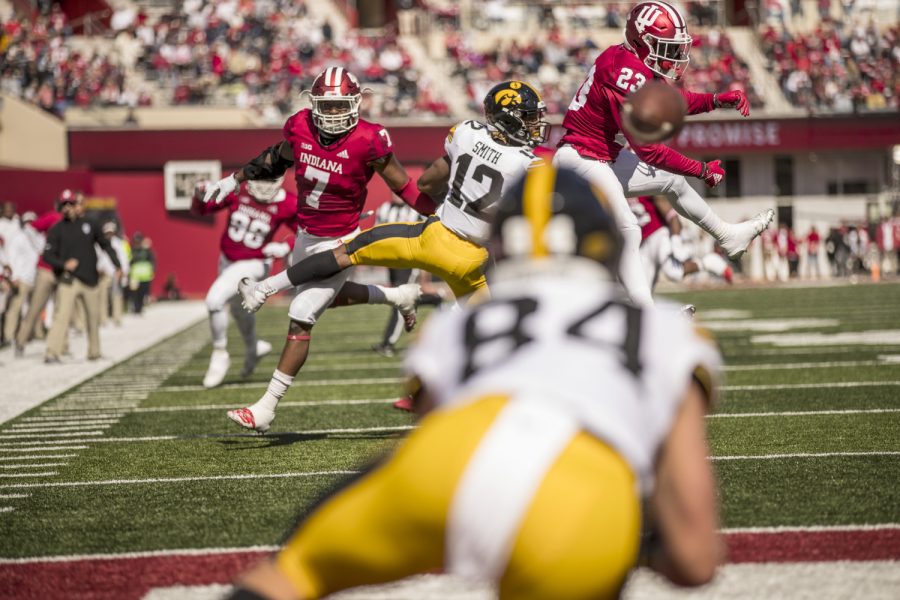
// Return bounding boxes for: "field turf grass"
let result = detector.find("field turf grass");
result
[2,282,899,562]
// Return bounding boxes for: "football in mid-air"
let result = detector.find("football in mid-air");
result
[621,81,687,144]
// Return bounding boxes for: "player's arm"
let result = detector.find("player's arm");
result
[204,142,295,204]
[652,196,682,236]
[615,99,725,189]
[645,380,723,587]
[417,155,451,201]
[371,153,437,216]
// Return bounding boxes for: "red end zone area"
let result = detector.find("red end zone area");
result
[2,529,898,600]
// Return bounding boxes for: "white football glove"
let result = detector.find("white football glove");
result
[669,234,692,263]
[203,173,239,204]
[262,242,291,259]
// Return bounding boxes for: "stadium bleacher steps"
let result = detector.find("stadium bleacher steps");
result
[398,35,470,118]
[726,27,798,115]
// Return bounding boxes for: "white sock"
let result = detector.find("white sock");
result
[209,310,228,350]
[366,284,396,306]
[618,227,654,307]
[255,369,294,413]
[667,181,728,241]
[265,271,292,294]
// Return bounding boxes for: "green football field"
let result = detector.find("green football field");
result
[2,281,899,566]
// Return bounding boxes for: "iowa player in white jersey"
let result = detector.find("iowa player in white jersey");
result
[237,81,546,313]
[226,166,724,599]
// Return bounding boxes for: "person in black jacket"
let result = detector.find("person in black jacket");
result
[42,192,121,363]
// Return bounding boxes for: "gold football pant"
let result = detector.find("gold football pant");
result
[346,216,488,299]
[276,396,641,599]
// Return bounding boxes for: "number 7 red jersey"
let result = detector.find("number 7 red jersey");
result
[283,108,394,238]
[559,44,715,174]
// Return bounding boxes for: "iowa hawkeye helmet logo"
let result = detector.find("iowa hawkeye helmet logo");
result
[494,89,522,107]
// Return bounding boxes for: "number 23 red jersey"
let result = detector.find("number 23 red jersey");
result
[560,44,655,162]
[283,109,394,237]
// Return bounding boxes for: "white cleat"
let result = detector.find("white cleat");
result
[719,209,775,260]
[241,339,272,378]
[238,277,276,314]
[226,406,274,433]
[202,349,231,389]
[394,283,422,332]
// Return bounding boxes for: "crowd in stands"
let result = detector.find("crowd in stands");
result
[761,19,899,112]
[0,194,160,361]
[445,28,762,117]
[1,0,895,119]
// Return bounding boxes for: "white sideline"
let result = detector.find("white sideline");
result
[723,381,900,391]
[158,377,404,392]
[709,408,900,418]
[0,470,359,490]
[722,523,900,534]
[713,451,900,461]
[0,301,207,425]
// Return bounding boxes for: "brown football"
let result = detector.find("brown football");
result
[621,81,687,144]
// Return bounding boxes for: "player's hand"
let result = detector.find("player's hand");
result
[700,160,725,188]
[203,174,239,204]
[64,258,79,271]
[715,90,750,117]
[262,242,291,259]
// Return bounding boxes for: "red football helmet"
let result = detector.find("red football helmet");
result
[624,1,692,80]
[308,67,362,136]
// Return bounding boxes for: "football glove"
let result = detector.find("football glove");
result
[262,242,291,259]
[203,173,239,204]
[699,160,725,188]
[715,90,750,117]
[669,233,691,263]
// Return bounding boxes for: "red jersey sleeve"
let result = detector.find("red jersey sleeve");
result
[610,98,704,177]
[367,125,394,163]
[32,211,61,233]
[679,88,716,115]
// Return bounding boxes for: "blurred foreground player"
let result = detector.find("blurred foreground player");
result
[226,166,723,600]
[192,177,299,388]
[555,1,773,306]
[203,68,424,431]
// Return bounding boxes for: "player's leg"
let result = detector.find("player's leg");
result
[16,269,55,352]
[44,280,78,362]
[614,150,773,259]
[227,268,354,433]
[81,282,103,360]
[202,257,237,388]
[373,268,416,356]
[554,146,654,306]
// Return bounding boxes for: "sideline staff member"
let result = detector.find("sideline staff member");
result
[227,166,724,600]
[42,191,121,363]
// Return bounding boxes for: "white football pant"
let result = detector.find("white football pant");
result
[287,229,357,326]
[206,255,270,352]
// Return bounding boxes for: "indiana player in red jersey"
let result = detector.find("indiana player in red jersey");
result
[555,0,773,306]
[630,195,732,290]
[192,176,300,388]
[203,67,429,432]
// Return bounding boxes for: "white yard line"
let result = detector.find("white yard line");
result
[0,431,106,440]
[131,398,397,413]
[7,425,114,433]
[0,425,416,447]
[723,360,890,371]
[0,507,15,513]
[722,523,900,534]
[723,381,900,391]
[158,378,404,392]
[0,471,58,478]
[0,470,360,490]
[0,463,67,469]
[0,445,90,452]
[0,493,30,499]
[21,414,126,422]
[0,545,279,564]
[710,408,900,418]
[713,451,900,461]
[0,455,75,461]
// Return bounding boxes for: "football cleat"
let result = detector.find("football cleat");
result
[392,396,414,412]
[238,277,277,314]
[203,349,231,388]
[226,406,274,434]
[701,252,733,283]
[719,209,775,260]
[394,283,422,332]
[241,340,273,378]
[680,304,696,320]
[371,343,396,358]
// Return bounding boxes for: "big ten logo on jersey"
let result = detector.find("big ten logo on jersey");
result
[461,295,643,380]
[228,203,272,249]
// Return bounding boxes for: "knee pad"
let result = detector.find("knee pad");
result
[287,292,323,327]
